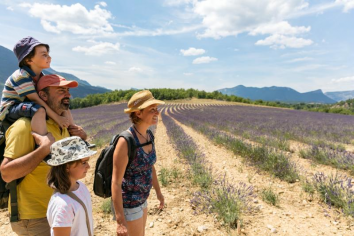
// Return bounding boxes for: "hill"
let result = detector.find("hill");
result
[325,90,354,102]
[218,85,336,104]
[0,45,110,98]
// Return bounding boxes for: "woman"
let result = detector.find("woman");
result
[112,90,165,236]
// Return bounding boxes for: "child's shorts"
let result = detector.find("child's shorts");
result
[111,200,148,222]
[6,102,42,123]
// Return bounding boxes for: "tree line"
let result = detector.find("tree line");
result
[70,88,354,115]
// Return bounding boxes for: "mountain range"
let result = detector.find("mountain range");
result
[218,85,353,104]
[324,91,354,102]
[0,45,110,98]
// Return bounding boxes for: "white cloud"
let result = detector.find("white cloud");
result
[129,67,143,72]
[330,76,354,83]
[183,73,193,76]
[115,25,201,37]
[164,0,195,6]
[335,0,354,12]
[72,41,120,55]
[192,0,309,39]
[180,47,205,56]
[249,21,310,36]
[286,57,313,63]
[19,3,113,35]
[6,6,13,11]
[105,61,116,65]
[98,2,107,7]
[193,56,217,64]
[256,34,313,49]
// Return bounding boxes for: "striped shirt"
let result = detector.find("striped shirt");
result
[0,66,42,121]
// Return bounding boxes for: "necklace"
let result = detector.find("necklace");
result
[133,125,149,142]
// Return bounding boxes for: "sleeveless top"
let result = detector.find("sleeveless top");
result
[121,126,156,208]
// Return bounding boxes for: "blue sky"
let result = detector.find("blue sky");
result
[0,0,353,92]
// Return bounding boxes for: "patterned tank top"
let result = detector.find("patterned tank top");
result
[121,126,156,208]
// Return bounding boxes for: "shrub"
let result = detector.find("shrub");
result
[101,199,112,214]
[261,187,279,206]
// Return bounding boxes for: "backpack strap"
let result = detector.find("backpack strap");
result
[7,181,19,222]
[118,131,136,168]
[65,192,92,236]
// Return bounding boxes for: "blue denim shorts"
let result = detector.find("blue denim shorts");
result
[111,201,147,222]
[6,102,42,123]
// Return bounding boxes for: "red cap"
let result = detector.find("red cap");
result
[37,74,78,91]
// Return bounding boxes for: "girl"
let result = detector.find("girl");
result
[112,90,165,236]
[46,136,97,236]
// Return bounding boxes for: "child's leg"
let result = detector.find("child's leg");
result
[62,110,75,126]
[31,107,47,135]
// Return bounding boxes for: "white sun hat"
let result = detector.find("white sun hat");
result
[45,136,97,166]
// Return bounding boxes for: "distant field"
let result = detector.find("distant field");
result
[45,100,354,235]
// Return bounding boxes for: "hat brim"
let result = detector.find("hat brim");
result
[124,99,165,113]
[46,150,97,166]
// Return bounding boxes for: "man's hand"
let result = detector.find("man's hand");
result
[67,124,87,140]
[32,132,55,154]
[55,115,70,128]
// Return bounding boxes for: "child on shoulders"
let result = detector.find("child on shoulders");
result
[0,36,75,135]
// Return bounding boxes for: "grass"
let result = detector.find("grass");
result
[261,187,279,206]
[159,167,183,187]
[101,199,112,214]
[302,179,315,197]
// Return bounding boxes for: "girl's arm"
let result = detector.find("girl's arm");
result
[27,93,69,128]
[152,165,165,209]
[53,227,71,236]
[112,138,129,236]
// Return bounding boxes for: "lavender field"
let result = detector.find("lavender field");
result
[67,101,354,235]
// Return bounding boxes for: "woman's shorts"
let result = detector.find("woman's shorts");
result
[111,201,147,222]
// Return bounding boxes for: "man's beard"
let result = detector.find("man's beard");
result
[47,97,70,111]
[60,97,70,110]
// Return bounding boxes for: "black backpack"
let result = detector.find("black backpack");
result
[93,129,154,198]
[0,120,23,222]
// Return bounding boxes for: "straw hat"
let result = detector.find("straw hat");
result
[124,90,165,113]
[45,136,97,166]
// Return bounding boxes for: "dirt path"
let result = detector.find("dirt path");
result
[168,115,354,236]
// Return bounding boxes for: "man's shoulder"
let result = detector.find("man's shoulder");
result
[6,118,32,136]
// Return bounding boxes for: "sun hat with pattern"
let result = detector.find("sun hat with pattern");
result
[124,90,165,114]
[45,136,97,166]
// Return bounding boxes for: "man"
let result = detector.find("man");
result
[0,74,87,236]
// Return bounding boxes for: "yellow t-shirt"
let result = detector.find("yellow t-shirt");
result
[5,117,70,219]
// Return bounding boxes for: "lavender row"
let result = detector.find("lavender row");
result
[160,110,254,228]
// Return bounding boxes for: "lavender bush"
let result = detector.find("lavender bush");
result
[313,172,354,217]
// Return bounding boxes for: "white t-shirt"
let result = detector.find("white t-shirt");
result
[47,181,94,236]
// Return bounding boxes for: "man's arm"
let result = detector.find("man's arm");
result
[0,132,54,182]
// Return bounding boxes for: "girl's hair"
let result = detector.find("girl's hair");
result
[19,44,50,68]
[47,159,80,194]
[129,111,142,124]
